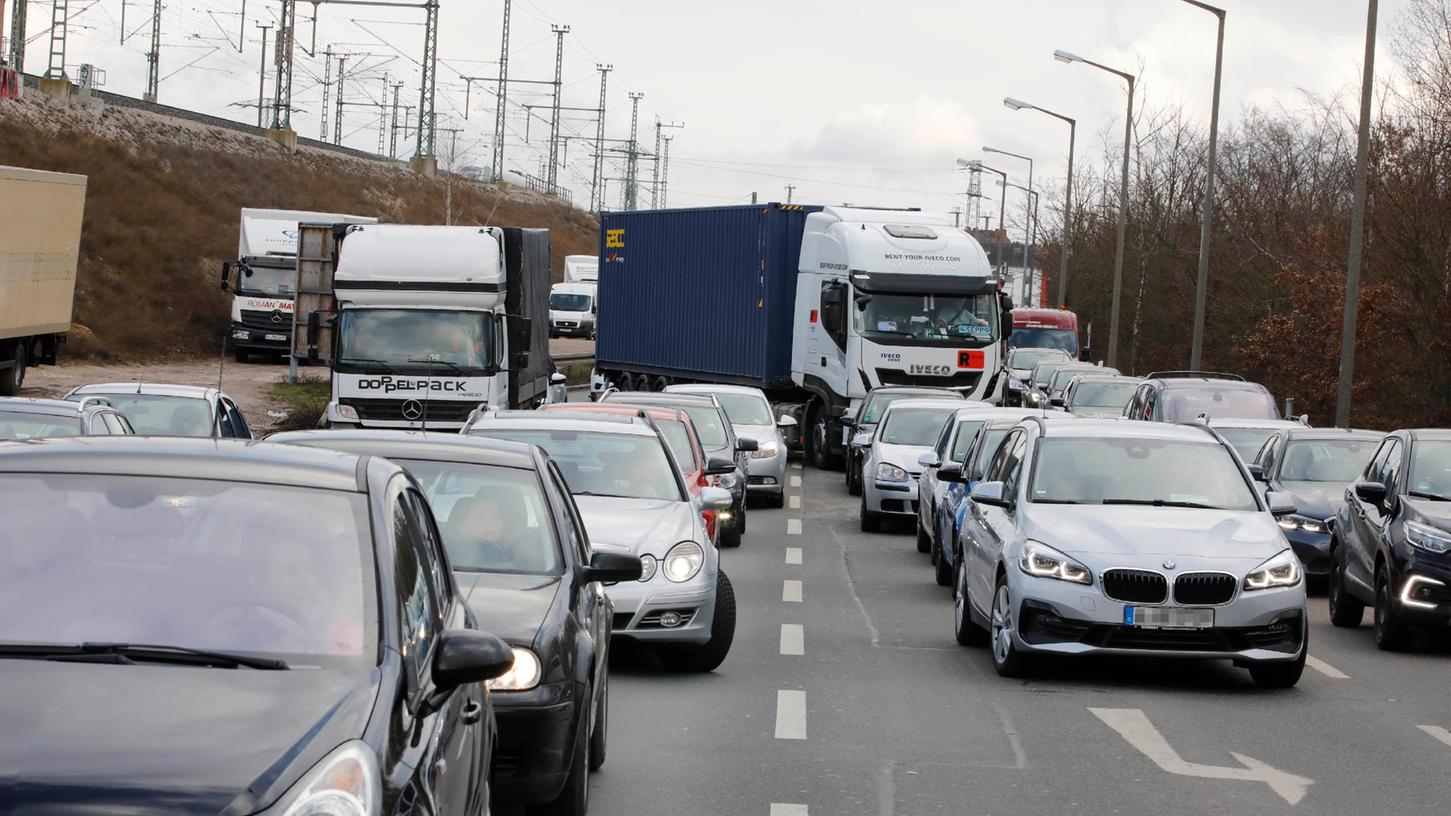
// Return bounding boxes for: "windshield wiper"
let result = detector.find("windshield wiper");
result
[1033,499,1091,504]
[0,641,288,670]
[1407,490,1451,502]
[408,358,473,376]
[341,358,398,373]
[1100,498,1223,510]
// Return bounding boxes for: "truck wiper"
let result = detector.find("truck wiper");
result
[0,641,289,670]
[341,358,398,373]
[1407,490,1451,502]
[408,358,470,377]
[1100,498,1222,510]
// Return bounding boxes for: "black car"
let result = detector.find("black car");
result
[842,386,963,496]
[1329,429,1451,649]
[601,390,756,547]
[1250,427,1382,580]
[271,429,641,814]
[1120,371,1279,423]
[0,396,134,438]
[0,436,512,814]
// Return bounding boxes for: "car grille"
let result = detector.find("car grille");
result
[1101,569,1168,604]
[339,398,476,423]
[874,368,983,390]
[1173,572,1237,605]
[240,308,291,329]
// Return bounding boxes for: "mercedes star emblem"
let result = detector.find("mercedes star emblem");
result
[401,399,424,421]
[270,309,284,324]
[1162,560,1177,571]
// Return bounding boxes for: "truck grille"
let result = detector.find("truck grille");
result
[1173,572,1237,605]
[240,308,291,329]
[875,368,983,390]
[1101,569,1168,604]
[339,398,476,423]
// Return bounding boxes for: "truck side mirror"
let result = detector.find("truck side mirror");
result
[220,262,232,291]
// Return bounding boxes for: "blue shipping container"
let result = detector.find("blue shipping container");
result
[596,203,821,388]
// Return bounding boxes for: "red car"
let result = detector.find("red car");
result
[540,402,720,541]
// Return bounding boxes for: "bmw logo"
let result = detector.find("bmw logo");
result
[1162,561,1176,571]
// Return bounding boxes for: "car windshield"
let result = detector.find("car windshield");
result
[861,391,951,424]
[235,264,296,297]
[1050,368,1094,393]
[970,429,1010,480]
[1071,381,1139,410]
[398,459,562,575]
[1160,386,1277,422]
[1277,439,1379,483]
[550,293,592,311]
[949,419,986,463]
[338,309,492,371]
[657,419,700,474]
[469,429,683,501]
[879,406,956,447]
[0,410,81,439]
[1030,437,1258,510]
[712,393,774,426]
[1008,348,1069,372]
[1409,440,1451,500]
[1033,362,1069,387]
[0,474,375,668]
[856,293,998,346]
[1216,428,1281,462]
[73,394,213,436]
[1010,326,1077,355]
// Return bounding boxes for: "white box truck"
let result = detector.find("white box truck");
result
[291,223,552,430]
[221,208,377,362]
[563,253,598,283]
[0,166,86,395]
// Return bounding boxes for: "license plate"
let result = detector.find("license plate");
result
[1124,606,1214,629]
[264,333,287,342]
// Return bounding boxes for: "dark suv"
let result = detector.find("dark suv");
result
[1328,429,1451,650]
[1121,372,1278,424]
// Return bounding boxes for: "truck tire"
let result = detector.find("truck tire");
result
[807,405,842,470]
[653,375,671,392]
[233,348,249,364]
[0,341,25,396]
[632,372,651,392]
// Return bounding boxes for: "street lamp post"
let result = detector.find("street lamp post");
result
[1004,181,1042,305]
[958,158,1010,287]
[985,147,1034,304]
[1180,0,1227,371]
[1337,0,1379,428]
[1055,49,1135,369]
[1004,97,1076,308]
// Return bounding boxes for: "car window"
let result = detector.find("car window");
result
[1254,434,1281,473]
[101,412,130,435]
[879,407,957,446]
[658,419,700,474]
[0,410,82,439]
[1071,381,1139,410]
[77,394,215,436]
[1381,439,1405,496]
[1362,439,1391,483]
[984,429,1020,483]
[546,461,593,565]
[216,403,237,438]
[226,400,252,438]
[949,419,986,464]
[970,428,1010,480]
[999,432,1028,500]
[934,418,956,458]
[1408,440,1451,500]
[677,406,729,449]
[403,489,454,616]
[1279,438,1380,483]
[1161,386,1277,423]
[392,493,440,686]
[399,459,564,575]
[470,428,685,502]
[1217,428,1280,463]
[712,393,774,426]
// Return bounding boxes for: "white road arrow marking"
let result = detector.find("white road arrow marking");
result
[1089,707,1313,805]
[1419,725,1451,747]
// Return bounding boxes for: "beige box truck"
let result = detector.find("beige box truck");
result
[0,166,87,394]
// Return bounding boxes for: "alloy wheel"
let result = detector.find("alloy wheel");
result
[991,584,1014,665]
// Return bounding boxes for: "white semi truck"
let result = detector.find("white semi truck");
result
[221,208,376,362]
[0,166,86,395]
[291,224,552,430]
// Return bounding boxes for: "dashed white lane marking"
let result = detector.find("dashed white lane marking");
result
[1089,707,1312,805]
[787,518,802,535]
[1306,654,1348,679]
[791,461,803,470]
[770,804,808,816]
[790,474,802,487]
[1419,725,1451,747]
[775,690,807,739]
[785,547,802,565]
[779,623,804,655]
[788,494,801,509]
[782,580,803,603]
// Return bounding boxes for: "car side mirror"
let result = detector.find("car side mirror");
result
[839,416,855,428]
[917,451,940,469]
[1265,491,1297,517]
[584,551,643,583]
[549,372,567,385]
[777,414,798,428]
[704,456,736,476]
[938,463,964,483]
[698,486,734,511]
[1247,464,1268,483]
[431,629,514,690]
[1050,397,1065,408]
[851,432,872,448]
[736,436,758,453]
[1353,479,1387,506]
[970,481,1010,508]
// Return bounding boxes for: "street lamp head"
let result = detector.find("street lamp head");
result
[955,158,979,169]
[1003,97,1031,112]
[1053,49,1083,64]
[983,146,1003,156]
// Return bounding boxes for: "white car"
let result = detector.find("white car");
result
[858,398,965,533]
[64,383,253,438]
[666,384,795,508]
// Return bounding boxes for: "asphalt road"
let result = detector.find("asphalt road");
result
[589,458,1451,816]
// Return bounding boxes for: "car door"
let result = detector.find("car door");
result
[920,419,954,531]
[815,278,851,398]
[968,430,1025,611]
[1371,439,1407,568]
[546,460,606,716]
[1344,439,1393,591]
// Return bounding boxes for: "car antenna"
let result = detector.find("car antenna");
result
[216,334,226,393]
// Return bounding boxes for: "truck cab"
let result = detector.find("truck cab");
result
[1009,307,1080,357]
[792,207,1005,465]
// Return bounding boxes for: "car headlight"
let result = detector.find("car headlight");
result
[875,462,909,482]
[663,541,704,583]
[1277,514,1327,534]
[716,471,738,488]
[1017,540,1092,585]
[335,403,359,422]
[279,740,380,816]
[486,647,540,691]
[1406,520,1451,554]
[1244,549,1302,590]
[637,553,658,582]
[750,440,781,459]
[1007,378,1026,391]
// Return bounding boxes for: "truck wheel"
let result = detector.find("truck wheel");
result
[653,375,671,392]
[808,407,842,470]
[0,341,25,396]
[233,348,249,364]
[631,373,651,392]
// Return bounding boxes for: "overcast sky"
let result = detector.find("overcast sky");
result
[14,0,1407,219]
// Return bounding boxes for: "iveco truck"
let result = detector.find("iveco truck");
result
[291,223,551,430]
[221,208,376,362]
[591,204,1011,469]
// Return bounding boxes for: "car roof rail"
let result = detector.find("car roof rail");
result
[76,396,113,411]
[1176,420,1224,442]
[1146,370,1245,381]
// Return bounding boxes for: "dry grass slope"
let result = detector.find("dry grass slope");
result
[0,91,598,361]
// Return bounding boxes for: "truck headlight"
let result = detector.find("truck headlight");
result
[875,463,909,482]
[1405,520,1451,554]
[1018,540,1092,584]
[335,403,359,422]
[279,740,380,816]
[1277,514,1326,534]
[663,541,704,583]
[486,647,540,691]
[1243,549,1302,590]
[750,440,781,459]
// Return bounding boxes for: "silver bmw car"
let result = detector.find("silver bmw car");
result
[953,417,1308,687]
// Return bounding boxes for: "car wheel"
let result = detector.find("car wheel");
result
[588,674,607,772]
[990,576,1029,677]
[916,517,931,554]
[719,518,742,548]
[764,490,785,509]
[531,713,589,816]
[1373,568,1413,652]
[935,529,954,587]
[657,572,736,672]
[954,558,988,646]
[0,341,25,396]
[859,492,880,533]
[1327,547,1365,628]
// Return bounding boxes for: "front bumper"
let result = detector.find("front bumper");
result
[492,684,582,804]
[227,322,291,352]
[1283,529,1333,577]
[549,318,595,337]
[607,568,717,644]
[746,449,787,495]
[1392,558,1451,628]
[865,475,919,516]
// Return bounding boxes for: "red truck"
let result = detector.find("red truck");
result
[1009,308,1081,357]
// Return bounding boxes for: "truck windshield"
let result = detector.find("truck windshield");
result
[236,264,297,297]
[338,309,492,371]
[550,293,592,311]
[1010,327,1077,355]
[855,293,997,346]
